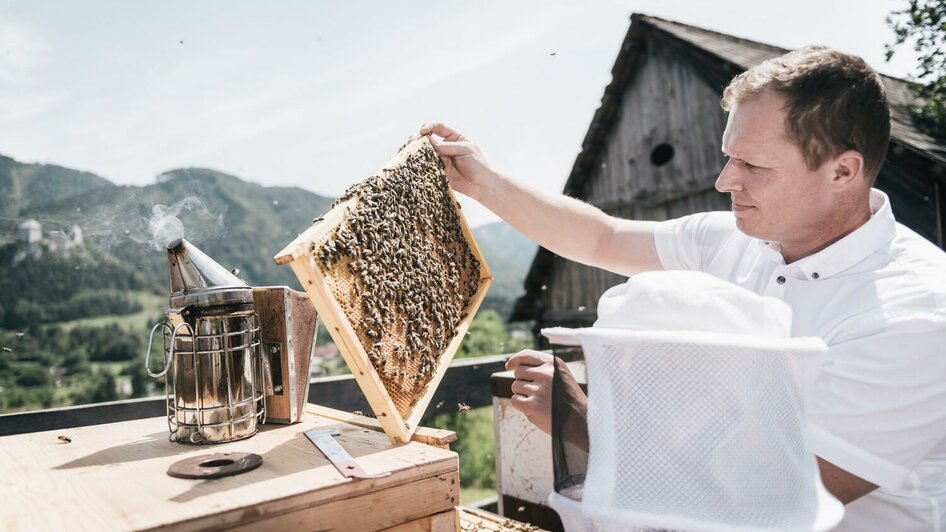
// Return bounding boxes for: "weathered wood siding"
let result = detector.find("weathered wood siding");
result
[544,45,730,325]
[877,153,943,245]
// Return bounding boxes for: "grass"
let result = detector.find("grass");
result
[51,291,165,332]
[51,382,80,406]
[460,486,497,505]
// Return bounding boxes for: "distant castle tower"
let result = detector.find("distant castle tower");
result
[12,219,84,263]
[17,219,42,244]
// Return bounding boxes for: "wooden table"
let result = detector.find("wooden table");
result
[0,404,459,531]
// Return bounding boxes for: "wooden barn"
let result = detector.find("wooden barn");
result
[510,14,946,343]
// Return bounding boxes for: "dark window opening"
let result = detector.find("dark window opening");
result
[650,143,674,167]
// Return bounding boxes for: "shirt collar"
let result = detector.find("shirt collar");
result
[755,188,896,280]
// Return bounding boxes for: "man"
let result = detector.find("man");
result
[418,46,946,530]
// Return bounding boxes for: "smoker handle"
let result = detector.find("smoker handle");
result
[145,322,174,378]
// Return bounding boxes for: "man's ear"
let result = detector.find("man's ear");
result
[831,150,865,189]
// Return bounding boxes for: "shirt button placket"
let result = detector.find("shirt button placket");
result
[765,270,789,297]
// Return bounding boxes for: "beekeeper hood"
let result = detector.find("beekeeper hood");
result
[543,270,843,532]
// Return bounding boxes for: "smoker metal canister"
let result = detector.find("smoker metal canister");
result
[146,238,268,444]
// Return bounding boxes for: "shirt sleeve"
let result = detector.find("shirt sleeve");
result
[654,211,735,271]
[806,314,946,490]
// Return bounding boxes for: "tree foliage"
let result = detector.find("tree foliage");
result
[456,309,531,359]
[0,325,144,412]
[0,244,147,329]
[429,407,496,491]
[887,0,946,138]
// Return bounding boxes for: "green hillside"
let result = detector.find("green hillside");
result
[0,155,115,219]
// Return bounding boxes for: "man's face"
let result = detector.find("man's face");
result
[716,89,837,246]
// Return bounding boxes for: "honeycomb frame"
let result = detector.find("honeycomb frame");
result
[274,137,493,444]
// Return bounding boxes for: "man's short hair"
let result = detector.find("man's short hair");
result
[721,45,891,183]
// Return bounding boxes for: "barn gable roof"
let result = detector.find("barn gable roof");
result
[511,13,946,322]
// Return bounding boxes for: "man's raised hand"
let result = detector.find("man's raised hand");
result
[416,122,495,199]
[505,350,556,435]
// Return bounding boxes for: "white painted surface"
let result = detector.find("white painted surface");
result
[493,396,554,507]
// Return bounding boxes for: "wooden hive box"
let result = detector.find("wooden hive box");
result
[0,409,460,531]
[274,137,492,444]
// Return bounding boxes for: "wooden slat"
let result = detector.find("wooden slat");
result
[223,471,460,532]
[377,508,458,532]
[306,404,457,449]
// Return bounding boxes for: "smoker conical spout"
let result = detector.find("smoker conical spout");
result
[166,238,252,309]
[167,238,247,293]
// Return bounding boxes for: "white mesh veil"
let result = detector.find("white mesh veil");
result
[543,271,843,532]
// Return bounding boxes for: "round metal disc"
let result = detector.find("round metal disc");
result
[167,452,263,479]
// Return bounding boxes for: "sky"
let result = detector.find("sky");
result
[0,1,920,227]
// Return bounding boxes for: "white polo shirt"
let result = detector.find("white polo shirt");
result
[654,189,946,531]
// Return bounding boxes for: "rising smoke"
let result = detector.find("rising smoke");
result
[77,192,225,252]
[148,197,213,250]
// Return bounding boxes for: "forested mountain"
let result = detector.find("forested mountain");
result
[0,155,115,221]
[472,221,536,307]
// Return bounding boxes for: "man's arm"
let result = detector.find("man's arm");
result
[418,123,663,277]
[478,173,662,277]
[817,456,878,504]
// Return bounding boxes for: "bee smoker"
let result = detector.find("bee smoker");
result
[145,238,318,444]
